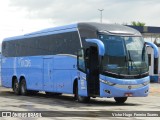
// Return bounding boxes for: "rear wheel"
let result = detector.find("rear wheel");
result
[20,79,28,95]
[13,79,20,95]
[75,84,90,103]
[114,97,127,103]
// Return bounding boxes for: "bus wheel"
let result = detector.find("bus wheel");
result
[114,97,127,103]
[75,85,90,103]
[20,79,28,95]
[13,79,20,95]
[77,96,90,103]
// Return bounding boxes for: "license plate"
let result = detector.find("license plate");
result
[125,93,133,97]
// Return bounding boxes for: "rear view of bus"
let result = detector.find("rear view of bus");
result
[77,23,159,103]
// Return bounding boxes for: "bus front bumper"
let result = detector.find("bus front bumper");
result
[100,83,149,98]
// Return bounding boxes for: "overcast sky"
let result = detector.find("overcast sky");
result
[0,0,160,43]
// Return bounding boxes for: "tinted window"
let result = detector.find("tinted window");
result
[2,31,81,57]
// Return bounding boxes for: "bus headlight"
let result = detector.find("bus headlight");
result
[100,79,116,86]
[142,81,149,86]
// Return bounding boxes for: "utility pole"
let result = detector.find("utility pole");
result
[98,9,104,23]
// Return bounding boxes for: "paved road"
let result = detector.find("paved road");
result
[0,84,160,120]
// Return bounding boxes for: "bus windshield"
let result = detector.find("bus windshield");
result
[99,34,148,76]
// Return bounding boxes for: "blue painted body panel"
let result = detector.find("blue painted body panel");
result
[1,55,77,94]
[2,54,150,97]
[78,71,88,96]
[77,73,150,97]
[99,75,149,97]
[100,83,149,97]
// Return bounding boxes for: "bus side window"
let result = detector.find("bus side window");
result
[77,49,86,72]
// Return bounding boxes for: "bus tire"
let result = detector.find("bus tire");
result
[75,84,90,103]
[20,79,28,95]
[13,79,20,95]
[77,95,90,103]
[114,97,127,103]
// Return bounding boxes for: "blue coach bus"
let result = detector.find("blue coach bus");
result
[1,22,159,103]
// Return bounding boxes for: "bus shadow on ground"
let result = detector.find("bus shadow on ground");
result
[0,89,140,109]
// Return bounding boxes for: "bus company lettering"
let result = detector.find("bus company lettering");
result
[18,58,31,67]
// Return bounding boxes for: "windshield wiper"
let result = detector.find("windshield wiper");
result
[116,56,128,76]
[128,50,133,70]
[127,50,141,75]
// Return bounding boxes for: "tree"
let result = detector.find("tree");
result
[131,21,145,26]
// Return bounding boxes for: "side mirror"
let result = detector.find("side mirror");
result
[85,39,105,56]
[85,39,105,68]
[145,42,159,58]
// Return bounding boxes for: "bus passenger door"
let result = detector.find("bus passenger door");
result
[85,46,100,96]
[43,58,54,92]
[77,47,100,97]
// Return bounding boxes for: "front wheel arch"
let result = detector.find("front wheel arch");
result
[73,79,90,103]
[73,79,78,95]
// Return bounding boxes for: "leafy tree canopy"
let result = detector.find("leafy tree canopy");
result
[131,21,145,26]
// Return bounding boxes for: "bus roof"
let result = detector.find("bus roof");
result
[3,22,141,41]
[78,22,141,36]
